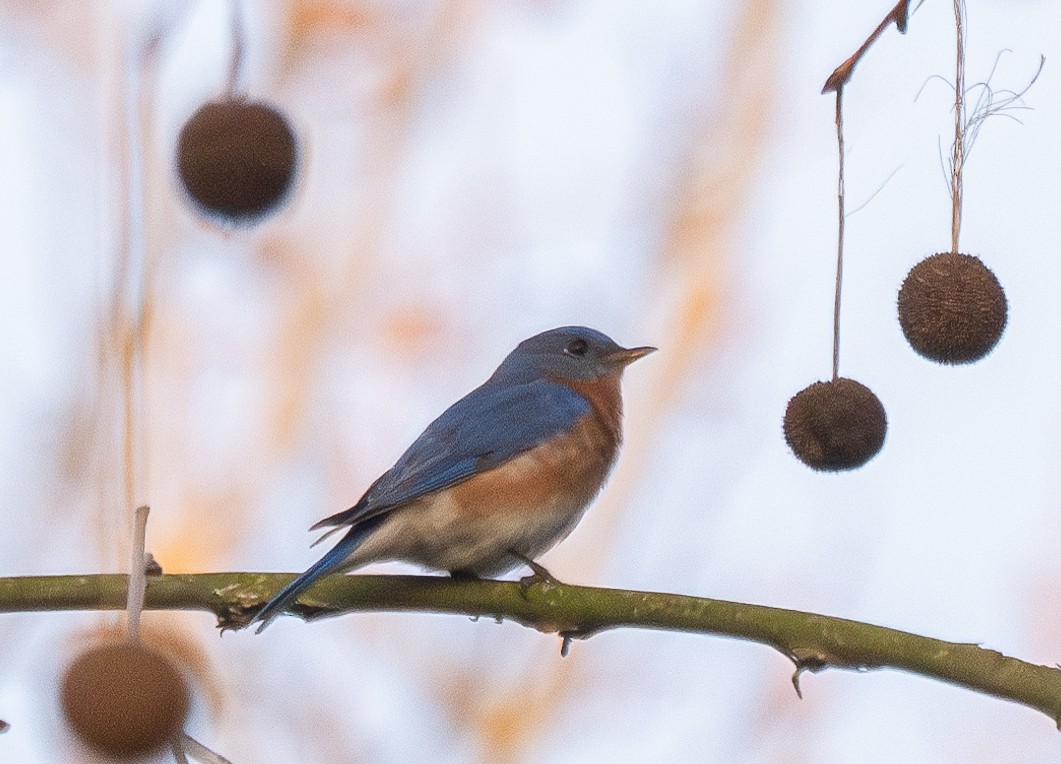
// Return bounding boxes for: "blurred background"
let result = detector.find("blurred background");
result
[1,0,1060,761]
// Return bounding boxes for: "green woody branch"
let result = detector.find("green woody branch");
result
[2,572,1060,726]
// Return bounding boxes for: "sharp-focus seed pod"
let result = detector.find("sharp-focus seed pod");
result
[784,378,887,472]
[898,252,1007,364]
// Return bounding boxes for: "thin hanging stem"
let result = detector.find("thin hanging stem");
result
[114,26,157,573]
[174,732,235,764]
[821,0,916,379]
[225,0,245,97]
[950,0,966,253]
[126,505,150,641]
[832,88,846,382]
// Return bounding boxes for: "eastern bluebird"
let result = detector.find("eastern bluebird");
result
[252,326,655,632]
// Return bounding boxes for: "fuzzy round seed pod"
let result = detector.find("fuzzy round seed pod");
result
[60,642,189,758]
[784,378,887,471]
[177,99,297,222]
[897,252,1007,364]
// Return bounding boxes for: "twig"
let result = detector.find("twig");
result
[126,505,150,641]
[832,88,845,382]
[225,0,245,97]
[822,1,911,94]
[961,53,1044,156]
[1,572,1060,727]
[175,732,235,764]
[950,0,966,253]
[921,42,1044,248]
[822,0,917,379]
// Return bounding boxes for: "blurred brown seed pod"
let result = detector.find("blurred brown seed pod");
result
[177,99,297,222]
[784,378,887,471]
[60,642,189,759]
[897,252,1007,364]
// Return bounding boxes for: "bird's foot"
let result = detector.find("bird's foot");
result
[509,550,563,593]
[449,569,480,582]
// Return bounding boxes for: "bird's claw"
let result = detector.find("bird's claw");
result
[510,550,562,594]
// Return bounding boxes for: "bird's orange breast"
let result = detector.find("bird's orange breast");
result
[447,408,619,521]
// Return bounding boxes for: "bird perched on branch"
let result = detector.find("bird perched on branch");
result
[252,326,655,632]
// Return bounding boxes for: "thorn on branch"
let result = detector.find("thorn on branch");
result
[558,627,596,657]
[789,649,830,699]
[560,632,575,657]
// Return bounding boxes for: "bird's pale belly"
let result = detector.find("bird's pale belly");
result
[345,415,617,575]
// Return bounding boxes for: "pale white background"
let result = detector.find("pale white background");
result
[1,1,1060,761]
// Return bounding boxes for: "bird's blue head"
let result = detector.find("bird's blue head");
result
[496,326,656,382]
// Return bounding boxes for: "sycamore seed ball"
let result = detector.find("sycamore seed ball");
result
[177,99,297,222]
[897,252,1007,364]
[784,378,887,472]
[60,642,189,759]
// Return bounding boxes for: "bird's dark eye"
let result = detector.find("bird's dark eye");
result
[564,338,589,357]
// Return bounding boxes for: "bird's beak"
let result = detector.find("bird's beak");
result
[606,345,657,367]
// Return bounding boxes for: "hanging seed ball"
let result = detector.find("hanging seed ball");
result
[177,99,297,222]
[897,252,1007,364]
[784,378,887,471]
[60,642,189,758]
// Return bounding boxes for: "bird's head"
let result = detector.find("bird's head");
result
[497,326,656,382]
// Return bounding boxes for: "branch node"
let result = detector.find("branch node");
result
[144,554,163,576]
[212,580,272,632]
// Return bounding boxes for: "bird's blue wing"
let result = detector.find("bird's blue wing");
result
[313,378,591,530]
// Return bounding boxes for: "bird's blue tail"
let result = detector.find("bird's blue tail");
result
[252,517,384,633]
